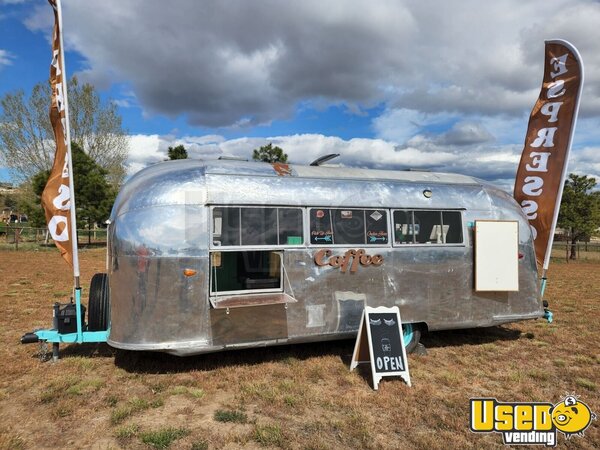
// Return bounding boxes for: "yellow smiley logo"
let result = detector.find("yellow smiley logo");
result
[551,396,597,438]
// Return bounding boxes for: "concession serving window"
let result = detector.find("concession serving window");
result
[209,206,300,307]
[210,250,283,295]
[209,250,296,308]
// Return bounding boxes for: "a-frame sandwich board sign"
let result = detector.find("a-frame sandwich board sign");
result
[350,306,411,389]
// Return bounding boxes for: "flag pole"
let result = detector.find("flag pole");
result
[55,0,80,288]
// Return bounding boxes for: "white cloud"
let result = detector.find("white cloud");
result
[372,109,454,143]
[568,146,600,182]
[435,122,495,146]
[0,49,13,69]
[22,0,600,127]
[127,134,164,174]
[111,124,600,196]
[16,1,600,190]
[124,132,516,187]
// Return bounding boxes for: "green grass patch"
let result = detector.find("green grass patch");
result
[110,407,132,426]
[574,355,596,365]
[110,397,163,425]
[0,429,25,450]
[63,356,96,371]
[168,385,205,399]
[188,388,205,399]
[240,382,277,403]
[527,370,550,381]
[39,376,81,403]
[65,378,104,396]
[129,397,150,410]
[284,395,298,407]
[170,386,188,395]
[253,424,284,447]
[214,409,248,424]
[150,398,164,408]
[139,427,190,449]
[114,424,140,440]
[575,378,597,391]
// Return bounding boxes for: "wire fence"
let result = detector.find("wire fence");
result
[551,241,600,261]
[0,225,107,250]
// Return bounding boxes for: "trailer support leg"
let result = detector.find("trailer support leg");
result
[52,343,59,361]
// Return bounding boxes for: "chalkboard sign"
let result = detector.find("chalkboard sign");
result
[350,306,411,389]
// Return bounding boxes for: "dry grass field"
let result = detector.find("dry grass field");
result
[0,248,598,449]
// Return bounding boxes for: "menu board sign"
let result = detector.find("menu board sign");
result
[350,306,411,389]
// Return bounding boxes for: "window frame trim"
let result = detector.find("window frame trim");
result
[391,208,466,247]
[210,205,306,250]
[209,249,284,297]
[307,207,392,248]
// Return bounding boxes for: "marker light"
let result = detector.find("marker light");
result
[423,189,432,198]
[183,269,197,277]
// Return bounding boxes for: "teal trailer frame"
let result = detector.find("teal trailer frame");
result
[33,288,109,358]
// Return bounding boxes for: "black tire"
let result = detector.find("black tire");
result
[403,323,422,354]
[88,273,110,331]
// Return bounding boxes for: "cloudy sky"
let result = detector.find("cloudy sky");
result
[1,0,600,191]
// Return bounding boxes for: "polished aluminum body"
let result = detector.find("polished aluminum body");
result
[107,160,542,355]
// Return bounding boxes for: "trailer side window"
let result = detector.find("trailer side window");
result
[213,207,240,246]
[241,207,278,246]
[394,210,416,244]
[213,206,304,247]
[365,209,388,244]
[442,211,463,243]
[414,210,443,244]
[394,210,463,245]
[310,208,389,245]
[278,208,303,245]
[332,209,365,245]
[310,209,333,244]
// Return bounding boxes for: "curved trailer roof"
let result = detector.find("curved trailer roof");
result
[111,159,515,219]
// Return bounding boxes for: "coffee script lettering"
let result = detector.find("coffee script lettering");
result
[314,249,384,273]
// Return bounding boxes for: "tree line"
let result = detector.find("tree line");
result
[0,77,127,233]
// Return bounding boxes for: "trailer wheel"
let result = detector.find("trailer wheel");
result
[88,273,110,331]
[403,323,421,353]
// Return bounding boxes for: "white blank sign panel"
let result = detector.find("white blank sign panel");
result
[475,221,519,292]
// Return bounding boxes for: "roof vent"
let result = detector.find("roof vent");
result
[218,156,248,161]
[310,153,340,166]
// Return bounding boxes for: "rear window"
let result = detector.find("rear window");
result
[393,210,463,245]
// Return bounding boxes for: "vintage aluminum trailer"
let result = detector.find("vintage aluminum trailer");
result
[89,159,543,356]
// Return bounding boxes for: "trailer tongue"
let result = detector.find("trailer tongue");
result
[21,286,109,360]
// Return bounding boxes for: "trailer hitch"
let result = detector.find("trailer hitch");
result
[21,332,40,344]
